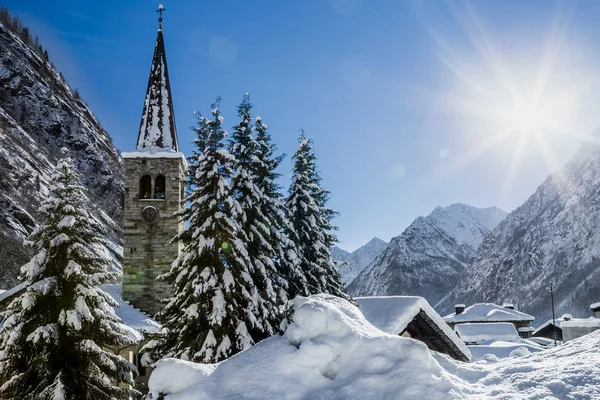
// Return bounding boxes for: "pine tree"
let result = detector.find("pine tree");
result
[142,100,256,364]
[253,115,307,300]
[285,132,351,301]
[227,94,296,339]
[0,150,138,400]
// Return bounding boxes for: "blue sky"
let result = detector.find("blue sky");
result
[6,0,600,251]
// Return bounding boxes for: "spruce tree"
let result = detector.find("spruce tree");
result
[0,150,138,400]
[253,115,307,300]
[285,132,351,301]
[227,94,282,339]
[142,100,256,364]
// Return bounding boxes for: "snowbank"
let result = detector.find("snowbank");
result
[467,341,542,361]
[148,294,467,399]
[148,295,600,399]
[454,322,519,344]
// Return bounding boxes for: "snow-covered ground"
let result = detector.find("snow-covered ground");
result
[147,295,600,399]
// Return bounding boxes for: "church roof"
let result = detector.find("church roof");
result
[136,25,179,151]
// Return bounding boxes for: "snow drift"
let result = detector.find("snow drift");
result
[148,295,600,400]
[148,294,466,399]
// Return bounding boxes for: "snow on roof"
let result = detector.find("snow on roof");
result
[148,294,469,399]
[0,290,5,295]
[532,314,572,336]
[444,303,535,324]
[0,282,26,304]
[122,148,186,161]
[356,296,470,360]
[146,296,600,399]
[561,317,600,329]
[455,322,520,345]
[590,302,600,311]
[467,340,543,361]
[101,284,161,337]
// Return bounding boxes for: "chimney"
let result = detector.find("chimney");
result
[503,302,514,310]
[455,304,465,315]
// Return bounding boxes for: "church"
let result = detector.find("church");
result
[121,9,185,318]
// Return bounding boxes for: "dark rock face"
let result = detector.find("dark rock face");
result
[0,22,124,288]
[348,204,506,306]
[439,143,600,321]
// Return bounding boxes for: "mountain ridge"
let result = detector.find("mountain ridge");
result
[347,203,507,305]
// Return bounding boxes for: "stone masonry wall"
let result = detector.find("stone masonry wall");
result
[122,156,185,316]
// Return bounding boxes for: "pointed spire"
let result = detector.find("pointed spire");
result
[136,7,179,151]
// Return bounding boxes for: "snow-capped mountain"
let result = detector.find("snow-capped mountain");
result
[332,237,388,286]
[438,142,600,321]
[347,204,507,304]
[0,22,123,288]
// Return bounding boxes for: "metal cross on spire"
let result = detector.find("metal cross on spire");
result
[157,4,166,30]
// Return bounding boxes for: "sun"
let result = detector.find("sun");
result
[507,100,553,136]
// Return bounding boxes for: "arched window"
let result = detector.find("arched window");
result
[154,175,166,199]
[140,175,152,199]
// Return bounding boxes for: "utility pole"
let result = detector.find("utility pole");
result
[550,282,557,347]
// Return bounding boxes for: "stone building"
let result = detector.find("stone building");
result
[121,12,185,317]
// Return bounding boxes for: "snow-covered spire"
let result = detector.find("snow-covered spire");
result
[136,19,179,151]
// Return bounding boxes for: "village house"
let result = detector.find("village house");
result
[357,296,472,363]
[443,303,535,339]
[532,314,572,342]
[561,303,600,342]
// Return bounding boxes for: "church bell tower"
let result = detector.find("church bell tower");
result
[122,8,185,316]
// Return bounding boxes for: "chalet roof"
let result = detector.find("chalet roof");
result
[455,322,519,345]
[444,303,535,324]
[590,303,600,312]
[357,296,471,362]
[532,314,572,336]
[136,26,178,151]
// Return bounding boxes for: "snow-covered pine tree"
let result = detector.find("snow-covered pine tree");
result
[227,94,282,340]
[0,150,138,400]
[253,114,307,300]
[142,100,256,364]
[285,132,351,301]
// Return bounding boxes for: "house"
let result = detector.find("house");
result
[443,303,535,338]
[356,296,471,362]
[532,314,572,341]
[561,303,600,342]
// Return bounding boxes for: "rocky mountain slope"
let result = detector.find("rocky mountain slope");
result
[348,204,507,305]
[438,142,600,321]
[332,237,388,286]
[0,21,123,288]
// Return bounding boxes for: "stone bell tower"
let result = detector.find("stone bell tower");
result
[122,10,185,316]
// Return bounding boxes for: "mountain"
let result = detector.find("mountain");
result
[347,204,507,305]
[332,237,388,286]
[438,142,600,321]
[0,19,123,288]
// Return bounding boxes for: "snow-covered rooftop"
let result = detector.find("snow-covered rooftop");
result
[101,284,161,337]
[590,302,600,311]
[444,303,535,324]
[532,314,572,336]
[121,147,186,163]
[454,322,520,345]
[0,282,26,305]
[561,317,600,329]
[356,296,470,361]
[146,294,600,399]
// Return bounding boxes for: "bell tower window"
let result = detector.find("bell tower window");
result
[154,175,166,199]
[140,175,152,199]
